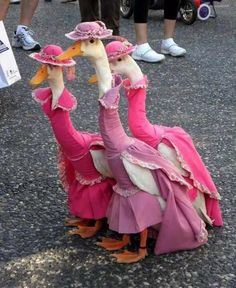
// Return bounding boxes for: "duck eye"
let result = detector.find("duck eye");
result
[118,58,122,62]
[90,39,95,43]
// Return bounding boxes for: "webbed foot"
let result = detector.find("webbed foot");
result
[68,220,103,238]
[110,248,148,264]
[96,235,130,251]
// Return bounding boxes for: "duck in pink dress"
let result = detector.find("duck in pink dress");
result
[105,40,223,227]
[29,45,115,238]
[58,22,208,263]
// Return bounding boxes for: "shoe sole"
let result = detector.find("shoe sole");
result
[161,49,186,57]
[132,55,165,63]
[12,42,41,51]
[22,43,41,51]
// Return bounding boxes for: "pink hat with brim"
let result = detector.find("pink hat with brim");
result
[65,21,113,41]
[105,40,136,62]
[29,44,76,67]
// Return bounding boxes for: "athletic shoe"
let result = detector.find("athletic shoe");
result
[132,44,165,63]
[161,39,186,57]
[12,27,41,51]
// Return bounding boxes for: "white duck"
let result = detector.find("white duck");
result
[29,44,115,239]
[104,40,223,227]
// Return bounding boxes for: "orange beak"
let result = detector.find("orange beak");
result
[29,64,48,86]
[56,41,82,61]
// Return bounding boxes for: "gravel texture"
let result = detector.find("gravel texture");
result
[0,0,235,287]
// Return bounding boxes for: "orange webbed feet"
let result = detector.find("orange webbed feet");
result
[110,248,148,264]
[96,235,130,251]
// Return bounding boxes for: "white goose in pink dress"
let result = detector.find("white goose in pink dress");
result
[58,22,208,264]
[105,40,223,228]
[29,44,115,238]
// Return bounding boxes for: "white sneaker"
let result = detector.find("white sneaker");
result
[132,44,165,63]
[12,27,41,51]
[161,39,186,57]
[10,0,21,3]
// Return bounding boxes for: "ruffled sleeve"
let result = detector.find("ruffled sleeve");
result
[123,75,148,97]
[99,74,122,109]
[53,87,77,111]
[32,87,52,105]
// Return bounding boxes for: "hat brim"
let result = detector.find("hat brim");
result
[108,46,136,62]
[29,53,76,67]
[65,29,113,41]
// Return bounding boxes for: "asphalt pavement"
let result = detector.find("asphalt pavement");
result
[0,0,236,287]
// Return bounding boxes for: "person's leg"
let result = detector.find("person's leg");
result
[133,0,148,44]
[12,0,40,51]
[19,0,39,26]
[100,0,120,35]
[161,0,186,56]
[132,0,165,63]
[0,0,10,21]
[78,0,99,22]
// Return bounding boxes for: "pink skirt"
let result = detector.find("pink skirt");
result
[106,190,163,234]
[68,178,114,220]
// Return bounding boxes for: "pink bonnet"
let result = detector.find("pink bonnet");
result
[65,21,113,41]
[105,40,136,62]
[29,45,75,67]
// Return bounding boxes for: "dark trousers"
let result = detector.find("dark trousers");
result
[134,0,180,23]
[78,0,120,35]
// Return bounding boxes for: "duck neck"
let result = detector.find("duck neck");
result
[48,73,65,109]
[93,52,112,98]
[125,60,143,84]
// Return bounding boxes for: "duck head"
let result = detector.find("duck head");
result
[57,21,114,62]
[105,40,143,83]
[29,44,75,86]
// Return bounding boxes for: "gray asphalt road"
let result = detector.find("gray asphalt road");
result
[0,0,235,287]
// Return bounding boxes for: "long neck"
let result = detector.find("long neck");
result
[48,73,65,109]
[93,50,113,98]
[123,57,143,84]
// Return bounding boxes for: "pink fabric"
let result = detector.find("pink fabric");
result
[105,40,136,62]
[29,45,75,67]
[124,76,223,226]
[33,87,114,220]
[65,21,113,41]
[98,75,208,254]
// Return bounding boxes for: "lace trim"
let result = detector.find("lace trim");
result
[57,144,70,193]
[121,151,192,189]
[99,98,118,110]
[52,100,77,112]
[113,183,140,198]
[32,90,50,105]
[75,171,105,186]
[197,220,208,243]
[123,75,148,91]
[162,137,221,200]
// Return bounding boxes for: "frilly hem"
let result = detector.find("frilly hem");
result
[75,171,106,186]
[99,97,119,110]
[163,137,221,200]
[197,220,208,243]
[123,75,148,92]
[121,150,192,190]
[32,87,77,112]
[113,183,141,197]
[52,99,77,112]
[32,90,49,105]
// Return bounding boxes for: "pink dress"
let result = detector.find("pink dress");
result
[124,76,223,227]
[98,75,208,255]
[32,87,114,220]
